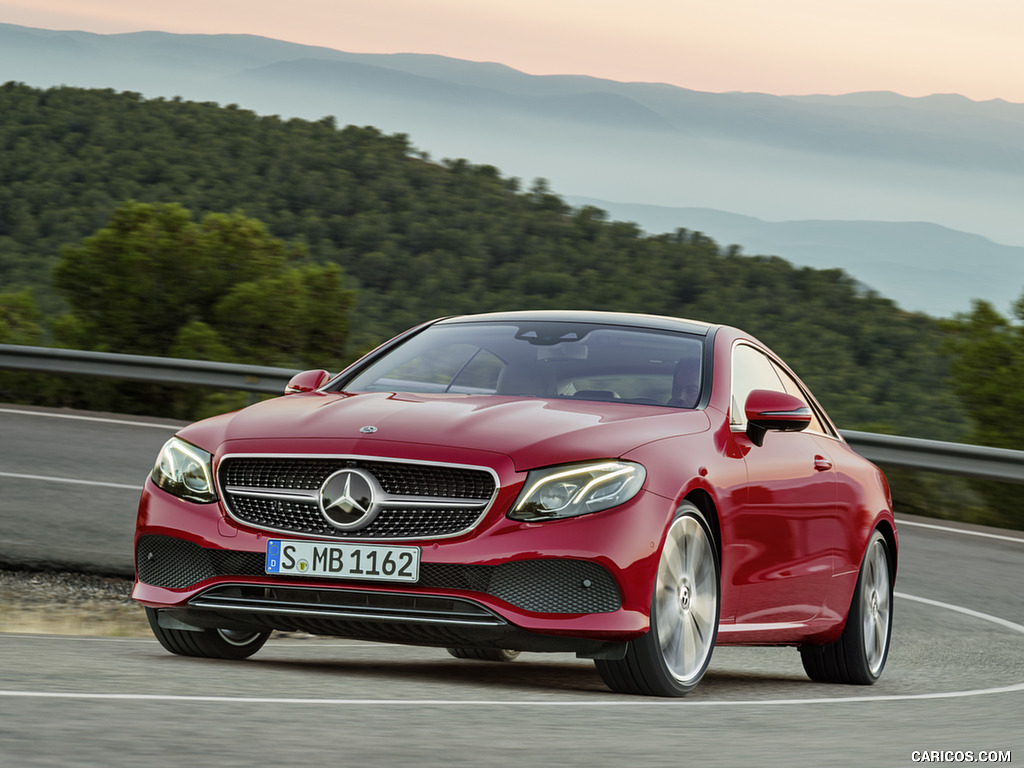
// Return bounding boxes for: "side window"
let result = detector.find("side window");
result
[769,360,832,436]
[730,344,785,427]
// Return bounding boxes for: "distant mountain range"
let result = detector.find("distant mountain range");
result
[566,198,1024,317]
[2,23,1022,316]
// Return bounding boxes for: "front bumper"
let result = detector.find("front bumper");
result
[133,477,672,652]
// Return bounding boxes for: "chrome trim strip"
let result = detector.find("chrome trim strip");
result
[717,622,806,633]
[188,597,507,627]
[224,486,488,510]
[224,487,319,501]
[224,485,487,509]
[371,499,488,509]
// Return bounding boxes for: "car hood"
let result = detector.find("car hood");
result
[180,391,711,471]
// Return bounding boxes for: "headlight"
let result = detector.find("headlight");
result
[151,437,217,503]
[509,460,646,522]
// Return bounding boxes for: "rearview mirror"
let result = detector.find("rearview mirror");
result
[744,389,812,446]
[284,369,331,395]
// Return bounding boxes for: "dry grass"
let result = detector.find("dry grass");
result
[0,570,151,637]
[0,603,151,637]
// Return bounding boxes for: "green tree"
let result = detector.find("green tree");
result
[51,201,355,417]
[0,288,50,404]
[0,289,44,345]
[943,296,1024,528]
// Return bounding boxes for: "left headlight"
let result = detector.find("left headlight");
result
[151,437,217,503]
[509,460,646,522]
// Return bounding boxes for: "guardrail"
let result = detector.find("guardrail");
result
[841,430,1024,484]
[0,343,297,394]
[3,343,1024,484]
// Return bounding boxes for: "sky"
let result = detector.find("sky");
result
[2,0,1023,103]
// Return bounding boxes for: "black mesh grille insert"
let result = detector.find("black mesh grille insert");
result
[136,535,265,590]
[136,535,621,614]
[226,497,483,539]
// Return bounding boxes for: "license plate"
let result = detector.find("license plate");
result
[266,540,420,583]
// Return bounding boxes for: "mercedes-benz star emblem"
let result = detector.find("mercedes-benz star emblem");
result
[319,469,379,530]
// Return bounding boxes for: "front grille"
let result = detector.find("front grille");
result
[136,534,621,614]
[218,456,497,540]
[221,458,495,499]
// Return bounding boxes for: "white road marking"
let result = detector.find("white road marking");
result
[0,591,1020,707]
[0,683,1020,707]
[0,471,141,491]
[897,518,1024,544]
[0,407,179,430]
[895,591,1024,634]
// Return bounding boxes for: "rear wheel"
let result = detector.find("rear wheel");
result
[800,529,893,684]
[145,608,271,660]
[595,502,720,696]
[446,647,520,662]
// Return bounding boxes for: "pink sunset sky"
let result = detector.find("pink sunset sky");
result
[2,0,1022,102]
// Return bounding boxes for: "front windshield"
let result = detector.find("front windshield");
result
[341,321,705,408]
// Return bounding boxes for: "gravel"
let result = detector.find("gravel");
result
[0,569,149,637]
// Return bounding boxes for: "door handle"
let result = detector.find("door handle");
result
[814,456,833,472]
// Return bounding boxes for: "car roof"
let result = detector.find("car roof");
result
[435,310,717,337]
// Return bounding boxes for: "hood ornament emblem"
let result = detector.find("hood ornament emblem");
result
[359,425,378,434]
[319,469,380,530]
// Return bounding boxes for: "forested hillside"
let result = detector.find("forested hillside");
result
[0,82,964,443]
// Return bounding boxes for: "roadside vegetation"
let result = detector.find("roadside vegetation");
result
[0,82,1020,527]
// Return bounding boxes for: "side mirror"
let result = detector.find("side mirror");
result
[284,369,331,395]
[744,389,812,447]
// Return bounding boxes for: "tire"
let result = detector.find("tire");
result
[800,529,893,685]
[446,647,521,662]
[145,607,271,660]
[595,502,720,696]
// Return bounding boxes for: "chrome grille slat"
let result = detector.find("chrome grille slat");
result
[219,455,498,540]
[225,487,320,501]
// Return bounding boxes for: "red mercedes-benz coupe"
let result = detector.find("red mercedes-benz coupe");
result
[133,310,896,696]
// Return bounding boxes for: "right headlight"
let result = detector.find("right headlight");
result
[509,460,646,522]
[151,437,217,503]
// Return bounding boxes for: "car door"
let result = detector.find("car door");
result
[727,342,838,624]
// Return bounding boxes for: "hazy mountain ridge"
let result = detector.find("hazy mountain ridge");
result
[2,22,1022,315]
[567,198,1024,315]
[7,23,1022,161]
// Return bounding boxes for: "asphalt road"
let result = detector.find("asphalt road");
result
[0,405,183,574]
[1,404,1022,767]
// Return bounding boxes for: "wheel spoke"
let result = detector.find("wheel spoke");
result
[662,613,684,660]
[679,614,698,673]
[877,586,890,614]
[868,547,884,592]
[872,615,886,659]
[862,609,876,657]
[661,535,685,585]
[686,530,705,581]
[689,597,713,636]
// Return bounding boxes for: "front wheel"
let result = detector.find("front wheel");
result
[595,502,720,696]
[800,529,894,684]
[145,608,271,660]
